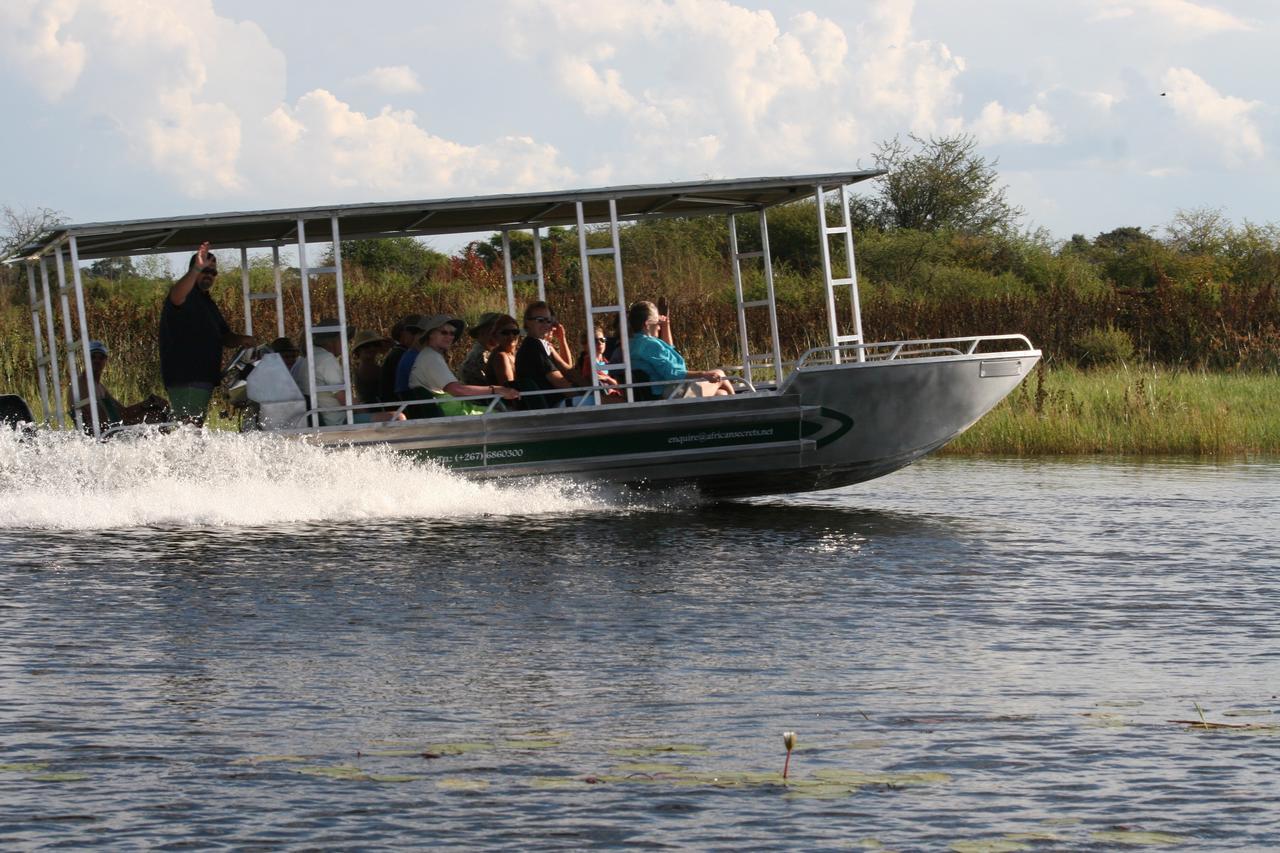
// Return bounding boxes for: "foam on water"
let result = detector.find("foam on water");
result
[0,427,609,530]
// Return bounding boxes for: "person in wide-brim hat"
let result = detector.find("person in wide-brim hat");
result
[351,329,393,404]
[459,311,507,386]
[407,314,520,406]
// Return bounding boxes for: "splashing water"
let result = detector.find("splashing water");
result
[0,427,608,530]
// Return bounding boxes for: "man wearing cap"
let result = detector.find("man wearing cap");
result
[160,241,254,424]
[408,315,520,406]
[73,340,169,429]
[380,314,425,402]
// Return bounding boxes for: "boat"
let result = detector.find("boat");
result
[5,173,1040,499]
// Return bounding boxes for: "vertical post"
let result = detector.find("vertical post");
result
[532,226,546,301]
[759,208,784,381]
[501,228,516,317]
[296,218,317,429]
[574,201,595,398]
[54,249,84,432]
[38,259,67,428]
[25,263,52,424]
[271,245,285,338]
[839,183,865,362]
[240,247,253,336]
[331,215,354,426]
[607,198,631,400]
[728,213,753,385]
[815,184,842,365]
[68,236,102,438]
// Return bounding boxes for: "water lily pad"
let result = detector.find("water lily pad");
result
[422,742,491,756]
[783,781,859,800]
[1082,712,1127,728]
[1041,818,1081,827]
[950,841,1028,853]
[231,754,308,765]
[840,739,891,751]
[0,762,49,773]
[438,777,489,791]
[362,749,429,758]
[1096,700,1145,708]
[365,774,419,783]
[1090,830,1186,846]
[1004,833,1064,842]
[297,765,369,781]
[30,772,89,783]
[1223,709,1272,717]
[608,743,709,757]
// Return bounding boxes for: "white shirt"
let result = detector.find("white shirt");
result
[407,347,458,395]
[291,346,345,425]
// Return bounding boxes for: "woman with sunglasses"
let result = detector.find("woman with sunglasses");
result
[408,315,520,410]
[514,301,577,407]
[484,315,522,390]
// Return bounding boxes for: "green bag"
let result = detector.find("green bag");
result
[436,393,486,417]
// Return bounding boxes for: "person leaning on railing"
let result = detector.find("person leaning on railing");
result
[159,241,254,424]
[626,300,734,398]
[408,314,520,413]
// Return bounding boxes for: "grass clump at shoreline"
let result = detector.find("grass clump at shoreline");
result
[944,364,1279,456]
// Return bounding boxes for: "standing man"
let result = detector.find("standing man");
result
[160,241,254,424]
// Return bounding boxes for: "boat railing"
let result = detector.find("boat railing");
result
[293,371,758,429]
[793,333,1037,370]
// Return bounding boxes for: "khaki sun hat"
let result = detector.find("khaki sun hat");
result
[418,314,465,338]
[468,311,504,338]
[351,329,392,351]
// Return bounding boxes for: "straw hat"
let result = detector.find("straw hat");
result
[351,329,392,351]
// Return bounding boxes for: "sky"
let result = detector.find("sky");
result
[1,0,1275,246]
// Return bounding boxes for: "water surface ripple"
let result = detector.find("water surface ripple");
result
[1,455,1277,850]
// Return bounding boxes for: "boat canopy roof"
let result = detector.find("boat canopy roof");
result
[12,171,881,262]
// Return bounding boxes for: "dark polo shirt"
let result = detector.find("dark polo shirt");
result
[159,289,231,387]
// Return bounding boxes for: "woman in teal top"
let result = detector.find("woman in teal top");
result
[626,301,735,398]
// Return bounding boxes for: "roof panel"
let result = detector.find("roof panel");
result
[10,171,882,261]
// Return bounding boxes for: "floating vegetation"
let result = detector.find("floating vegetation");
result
[30,772,89,783]
[950,840,1028,853]
[437,777,489,791]
[497,738,561,750]
[1222,708,1273,717]
[1081,712,1128,728]
[0,762,50,773]
[1169,701,1280,732]
[1090,829,1186,846]
[295,765,417,783]
[1096,700,1145,708]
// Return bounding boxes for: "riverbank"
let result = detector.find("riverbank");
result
[943,365,1279,456]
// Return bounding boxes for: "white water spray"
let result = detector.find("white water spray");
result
[0,428,607,530]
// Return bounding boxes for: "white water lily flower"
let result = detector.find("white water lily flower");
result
[783,731,797,751]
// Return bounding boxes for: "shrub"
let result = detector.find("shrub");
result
[1074,325,1135,366]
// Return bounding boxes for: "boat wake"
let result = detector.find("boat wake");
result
[0,427,610,530]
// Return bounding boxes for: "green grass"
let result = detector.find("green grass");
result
[944,364,1280,456]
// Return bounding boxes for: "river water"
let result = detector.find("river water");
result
[1,430,1277,850]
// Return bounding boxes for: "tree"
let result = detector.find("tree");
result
[85,256,136,280]
[861,134,1022,234]
[330,236,447,279]
[1,204,66,259]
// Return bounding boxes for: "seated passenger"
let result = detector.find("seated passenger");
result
[268,336,300,371]
[483,314,521,390]
[73,340,169,429]
[515,302,577,406]
[459,312,502,386]
[292,321,403,425]
[350,329,392,404]
[408,314,520,411]
[381,314,426,402]
[627,301,734,397]
[576,326,622,400]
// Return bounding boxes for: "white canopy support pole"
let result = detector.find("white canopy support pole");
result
[25,263,52,424]
[815,184,842,366]
[532,226,546,301]
[68,236,102,438]
[606,199,631,402]
[271,245,285,338]
[38,259,67,428]
[838,183,865,363]
[758,207,785,380]
[296,217,318,429]
[240,247,253,336]
[54,249,84,432]
[331,215,354,426]
[575,199,632,403]
[501,228,516,317]
[728,213,754,385]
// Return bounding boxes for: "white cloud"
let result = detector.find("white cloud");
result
[970,102,1061,145]
[1089,0,1252,34]
[346,65,424,95]
[1161,66,1263,164]
[0,0,86,100]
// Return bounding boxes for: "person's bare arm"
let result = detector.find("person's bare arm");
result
[168,241,210,307]
[222,331,255,348]
[443,381,519,401]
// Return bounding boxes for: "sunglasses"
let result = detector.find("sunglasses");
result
[434,327,457,335]
[201,266,218,276]
[530,316,554,324]
[594,337,606,344]
[499,328,520,336]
